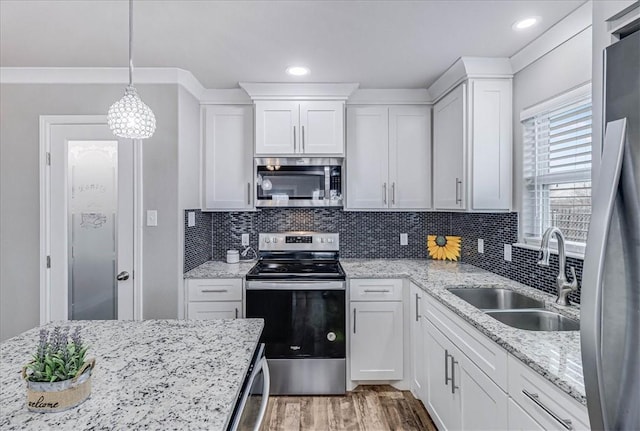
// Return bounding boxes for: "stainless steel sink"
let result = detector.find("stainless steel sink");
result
[447,287,545,310]
[485,310,580,331]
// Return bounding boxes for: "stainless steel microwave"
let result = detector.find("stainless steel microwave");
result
[255,158,343,207]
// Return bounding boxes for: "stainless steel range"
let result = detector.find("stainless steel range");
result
[245,232,346,395]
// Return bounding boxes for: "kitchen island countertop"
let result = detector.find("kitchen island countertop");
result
[0,319,264,430]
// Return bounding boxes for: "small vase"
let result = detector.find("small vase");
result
[23,358,95,413]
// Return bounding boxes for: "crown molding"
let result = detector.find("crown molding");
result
[509,1,592,75]
[427,57,513,103]
[239,82,359,101]
[199,89,252,105]
[347,88,432,105]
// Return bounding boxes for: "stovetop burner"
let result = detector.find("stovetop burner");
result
[246,260,345,281]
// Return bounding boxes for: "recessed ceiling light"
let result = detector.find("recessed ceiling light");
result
[286,66,310,76]
[513,17,540,30]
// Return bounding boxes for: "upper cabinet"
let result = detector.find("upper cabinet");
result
[201,105,254,211]
[433,79,512,211]
[346,105,431,210]
[254,100,345,156]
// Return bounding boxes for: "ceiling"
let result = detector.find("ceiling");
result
[0,0,587,89]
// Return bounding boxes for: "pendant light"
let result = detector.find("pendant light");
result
[107,0,156,139]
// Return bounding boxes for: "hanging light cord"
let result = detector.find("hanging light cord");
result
[128,0,134,86]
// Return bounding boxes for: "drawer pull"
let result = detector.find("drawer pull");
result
[353,308,357,334]
[363,289,391,293]
[201,289,229,293]
[450,356,459,394]
[415,293,421,321]
[235,308,239,319]
[522,389,573,430]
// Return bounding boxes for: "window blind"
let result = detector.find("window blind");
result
[522,94,592,245]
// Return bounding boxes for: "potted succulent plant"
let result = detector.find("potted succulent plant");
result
[22,326,95,413]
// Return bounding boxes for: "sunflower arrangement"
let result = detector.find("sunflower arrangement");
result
[427,235,461,261]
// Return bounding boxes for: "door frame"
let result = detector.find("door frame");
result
[39,115,144,323]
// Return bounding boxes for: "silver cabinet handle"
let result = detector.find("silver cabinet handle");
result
[302,125,305,152]
[353,308,356,334]
[363,289,391,293]
[451,355,459,394]
[116,271,129,281]
[445,349,451,386]
[415,293,421,321]
[201,289,228,293]
[293,126,297,152]
[392,182,396,205]
[522,390,573,430]
[247,182,251,205]
[235,308,239,319]
[383,183,387,205]
[455,177,462,205]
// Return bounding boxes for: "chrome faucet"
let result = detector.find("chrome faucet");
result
[538,227,579,306]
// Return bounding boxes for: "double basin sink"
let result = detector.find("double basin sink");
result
[447,287,579,331]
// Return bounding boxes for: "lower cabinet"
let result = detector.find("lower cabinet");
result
[185,278,243,320]
[508,398,546,430]
[350,296,403,381]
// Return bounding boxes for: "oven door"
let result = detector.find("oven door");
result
[245,281,346,359]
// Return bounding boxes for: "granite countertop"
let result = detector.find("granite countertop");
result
[0,319,264,430]
[183,258,585,405]
[185,260,257,279]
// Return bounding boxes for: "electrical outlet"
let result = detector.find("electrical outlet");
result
[241,233,250,246]
[400,233,408,246]
[477,238,484,254]
[187,212,196,227]
[504,244,512,262]
[146,210,158,227]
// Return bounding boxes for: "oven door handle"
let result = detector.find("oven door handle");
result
[245,281,346,290]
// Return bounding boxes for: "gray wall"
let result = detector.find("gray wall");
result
[0,83,180,340]
[512,26,593,232]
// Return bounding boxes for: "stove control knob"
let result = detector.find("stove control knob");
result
[273,237,279,243]
[320,238,325,243]
[264,238,271,243]
[327,238,334,243]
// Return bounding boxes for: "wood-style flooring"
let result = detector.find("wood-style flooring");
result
[260,385,438,431]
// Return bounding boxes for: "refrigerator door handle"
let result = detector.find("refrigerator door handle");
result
[581,118,627,430]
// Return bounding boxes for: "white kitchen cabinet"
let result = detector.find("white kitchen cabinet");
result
[255,100,344,155]
[347,105,431,210]
[350,279,403,381]
[424,318,508,431]
[185,278,243,320]
[508,398,546,430]
[202,105,254,211]
[410,283,426,400]
[432,79,512,211]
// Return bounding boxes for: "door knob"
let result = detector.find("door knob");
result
[116,271,130,281]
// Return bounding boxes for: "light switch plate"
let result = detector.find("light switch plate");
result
[146,210,158,227]
[477,238,484,254]
[400,233,408,246]
[241,233,250,246]
[187,212,196,227]
[504,244,512,262]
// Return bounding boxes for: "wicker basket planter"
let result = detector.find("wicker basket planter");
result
[23,358,95,413]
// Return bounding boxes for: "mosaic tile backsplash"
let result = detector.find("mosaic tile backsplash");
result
[184,209,583,303]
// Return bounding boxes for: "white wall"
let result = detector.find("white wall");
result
[0,83,180,340]
[512,27,593,236]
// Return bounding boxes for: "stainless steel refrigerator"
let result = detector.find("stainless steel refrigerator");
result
[581,29,640,430]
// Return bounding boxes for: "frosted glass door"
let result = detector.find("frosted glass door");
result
[68,141,118,320]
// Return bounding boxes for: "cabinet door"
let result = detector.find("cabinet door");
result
[188,301,242,320]
[202,106,253,210]
[410,283,426,400]
[508,399,545,430]
[424,319,461,431]
[299,101,344,155]
[255,101,299,155]
[346,106,390,209]
[459,353,508,430]
[350,301,403,380]
[433,84,466,210]
[470,79,512,210]
[389,106,432,209]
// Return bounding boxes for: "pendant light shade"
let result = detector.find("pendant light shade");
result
[108,0,156,139]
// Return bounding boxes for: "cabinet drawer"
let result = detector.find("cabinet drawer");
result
[350,279,403,301]
[508,356,589,431]
[188,301,242,320]
[424,294,508,390]
[187,279,242,302]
